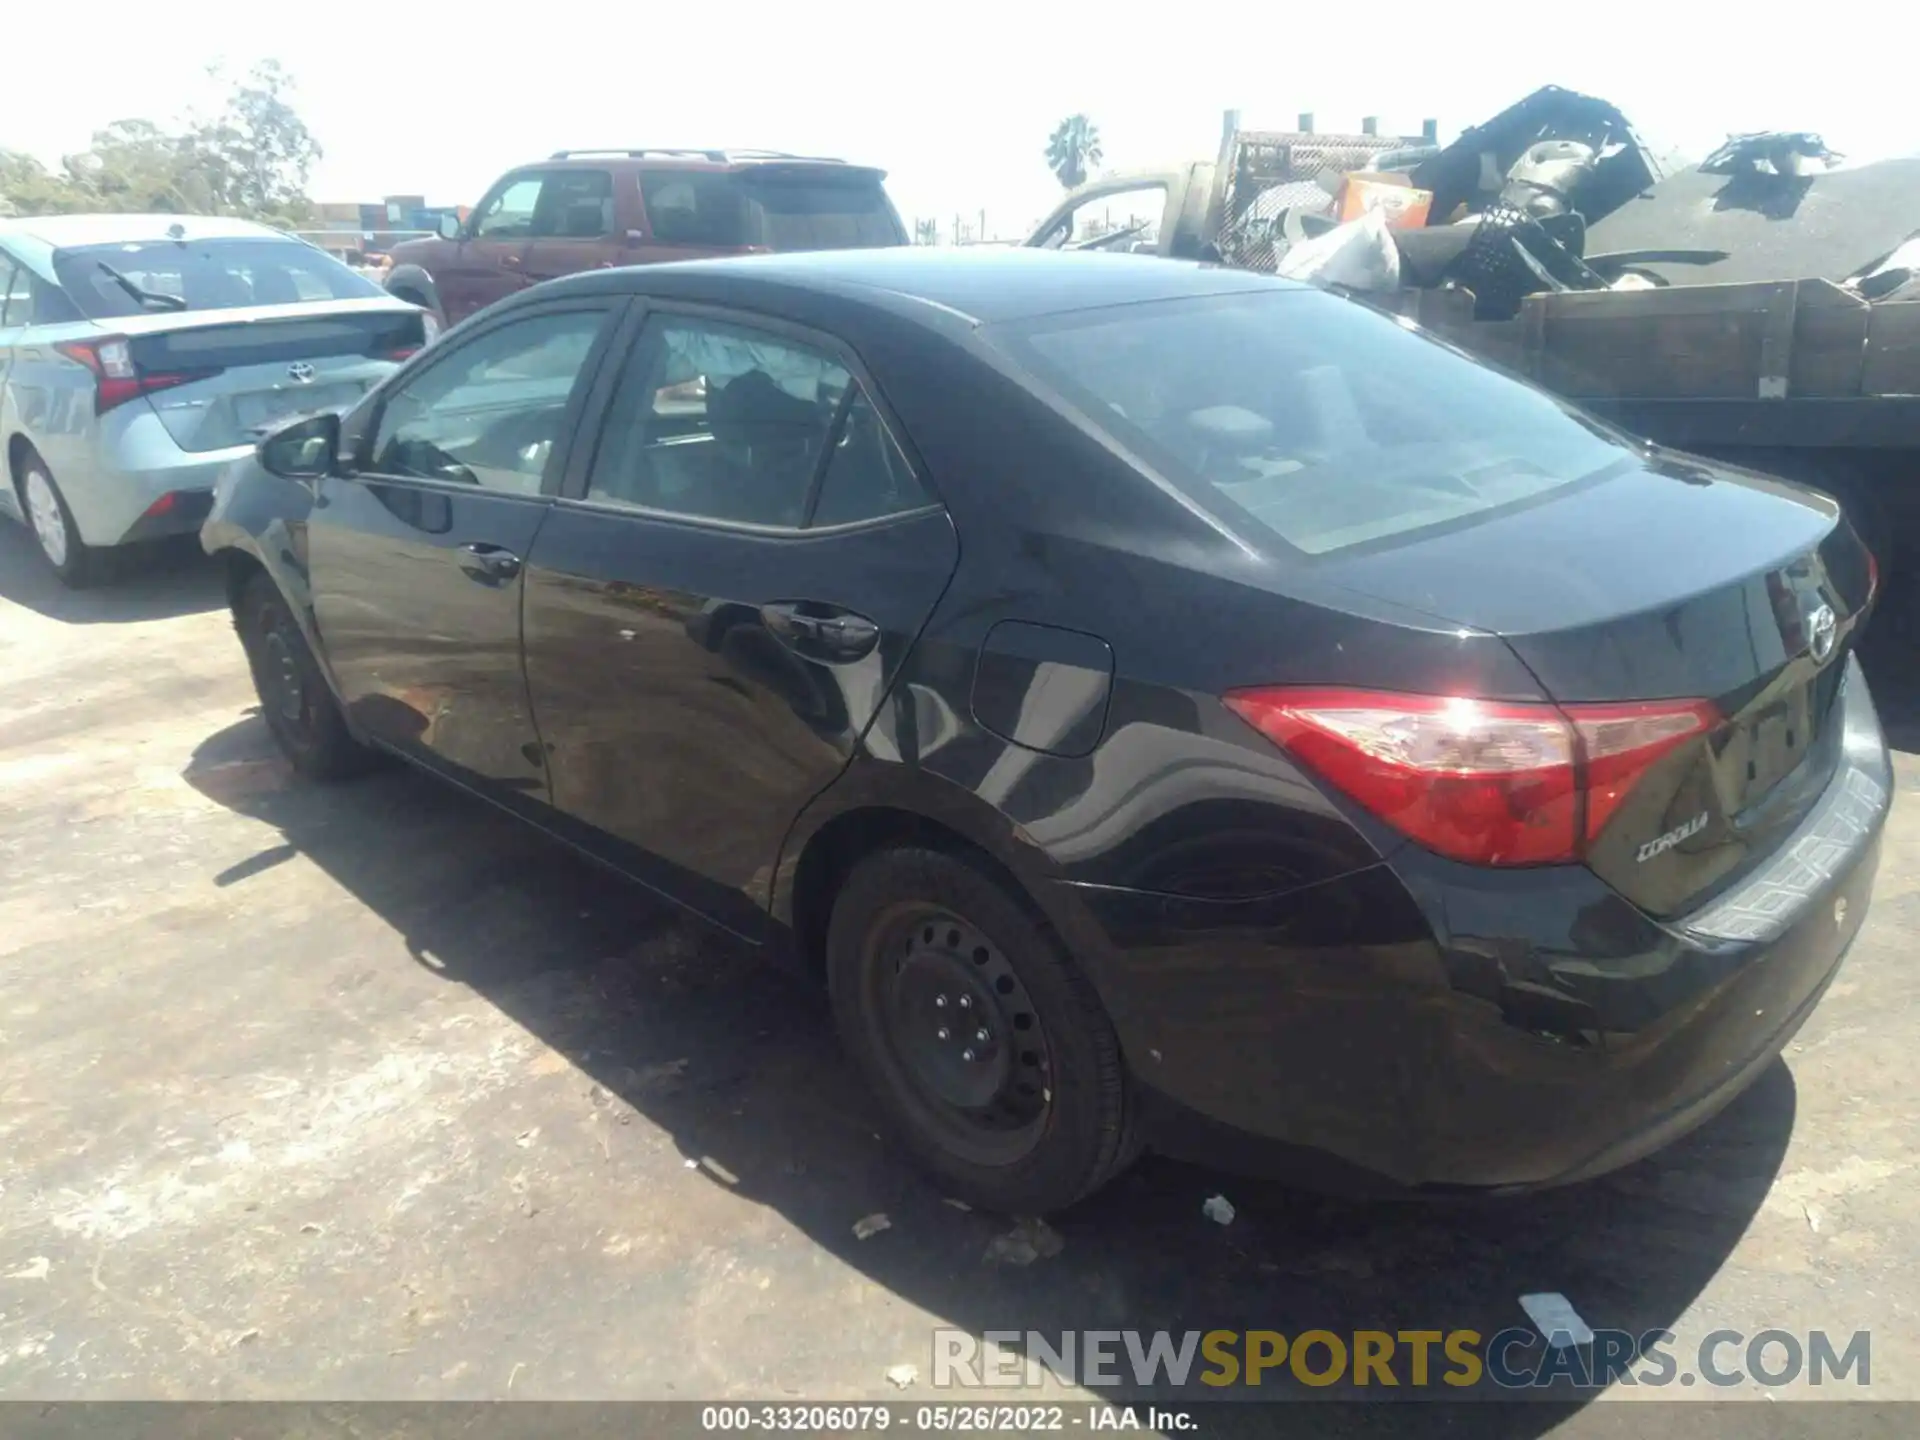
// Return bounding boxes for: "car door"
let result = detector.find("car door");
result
[520,306,959,939]
[437,170,549,323]
[308,298,626,805]
[520,168,621,282]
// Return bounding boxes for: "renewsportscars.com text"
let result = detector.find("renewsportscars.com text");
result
[933,1327,1871,1391]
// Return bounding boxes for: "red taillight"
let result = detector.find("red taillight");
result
[1223,687,1717,867]
[1866,547,1880,604]
[54,337,217,415]
[385,346,420,362]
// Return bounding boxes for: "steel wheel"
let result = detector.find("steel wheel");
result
[257,610,310,725]
[826,845,1141,1212]
[865,903,1055,1166]
[25,466,68,568]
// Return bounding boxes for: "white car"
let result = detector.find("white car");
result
[0,213,427,585]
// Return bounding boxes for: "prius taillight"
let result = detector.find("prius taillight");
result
[54,337,218,416]
[1223,687,1718,867]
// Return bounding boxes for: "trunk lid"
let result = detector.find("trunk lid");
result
[1313,455,1875,915]
[116,300,424,452]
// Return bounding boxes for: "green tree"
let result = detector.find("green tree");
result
[188,61,324,225]
[914,217,939,245]
[1045,114,1103,190]
[0,150,86,216]
[0,62,321,223]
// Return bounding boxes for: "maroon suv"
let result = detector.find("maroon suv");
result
[382,149,908,331]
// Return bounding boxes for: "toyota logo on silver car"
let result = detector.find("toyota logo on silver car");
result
[286,362,316,384]
[1807,602,1838,664]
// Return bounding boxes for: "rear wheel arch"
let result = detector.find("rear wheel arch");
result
[385,266,442,316]
[783,798,1084,985]
[7,433,40,498]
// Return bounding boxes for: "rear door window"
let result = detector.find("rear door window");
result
[585,313,930,528]
[640,170,902,249]
[994,288,1631,556]
[533,170,614,238]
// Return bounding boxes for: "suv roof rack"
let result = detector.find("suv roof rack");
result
[546,148,849,165]
[549,148,727,161]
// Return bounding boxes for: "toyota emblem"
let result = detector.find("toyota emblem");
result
[1806,602,1838,664]
[286,362,316,384]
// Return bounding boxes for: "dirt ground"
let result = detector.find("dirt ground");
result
[3,525,1918,1433]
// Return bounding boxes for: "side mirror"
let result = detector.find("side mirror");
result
[258,411,341,482]
[437,213,463,241]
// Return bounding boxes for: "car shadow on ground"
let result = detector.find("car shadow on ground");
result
[0,525,225,623]
[184,716,1803,1427]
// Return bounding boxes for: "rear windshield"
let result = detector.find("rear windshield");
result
[993,288,1631,556]
[640,171,903,250]
[51,238,384,319]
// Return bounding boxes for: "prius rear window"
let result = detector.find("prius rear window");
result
[993,288,1628,556]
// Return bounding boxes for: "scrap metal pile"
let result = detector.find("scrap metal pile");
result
[1219,86,1920,320]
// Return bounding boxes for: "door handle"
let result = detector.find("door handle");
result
[760,602,880,661]
[457,542,521,584]
[503,254,523,269]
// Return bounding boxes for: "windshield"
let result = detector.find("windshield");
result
[51,237,385,319]
[993,288,1632,556]
[640,171,904,250]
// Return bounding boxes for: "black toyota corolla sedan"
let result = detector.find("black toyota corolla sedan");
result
[204,248,1890,1213]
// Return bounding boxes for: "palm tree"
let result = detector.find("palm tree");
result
[914,217,939,245]
[1045,115,1104,190]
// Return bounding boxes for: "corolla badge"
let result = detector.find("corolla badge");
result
[286,362,316,384]
[1806,601,1838,664]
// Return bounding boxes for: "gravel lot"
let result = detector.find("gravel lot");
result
[2,526,1917,1434]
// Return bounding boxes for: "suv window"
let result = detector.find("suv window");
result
[370,308,607,494]
[640,170,902,250]
[535,170,614,238]
[997,288,1623,556]
[473,176,544,239]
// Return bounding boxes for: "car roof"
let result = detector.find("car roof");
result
[595,247,1298,325]
[0,213,284,249]
[536,150,878,175]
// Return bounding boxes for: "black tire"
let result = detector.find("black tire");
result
[235,571,376,781]
[826,845,1140,1213]
[17,453,108,588]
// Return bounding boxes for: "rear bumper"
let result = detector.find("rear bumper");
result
[46,407,253,549]
[1062,654,1891,1192]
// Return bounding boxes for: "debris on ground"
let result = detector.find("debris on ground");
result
[1518,1292,1595,1348]
[1804,1201,1827,1234]
[853,1212,892,1240]
[1202,1195,1236,1226]
[885,1363,919,1389]
[6,1257,50,1280]
[984,1216,1064,1266]
[698,1156,739,1186]
[942,1197,973,1212]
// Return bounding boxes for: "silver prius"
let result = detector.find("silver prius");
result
[0,214,426,585]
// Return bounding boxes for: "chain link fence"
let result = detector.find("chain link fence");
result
[1211,130,1427,273]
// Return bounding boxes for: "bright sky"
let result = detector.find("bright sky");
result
[7,2,1915,241]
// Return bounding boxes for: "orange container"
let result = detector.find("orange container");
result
[1334,173,1433,228]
